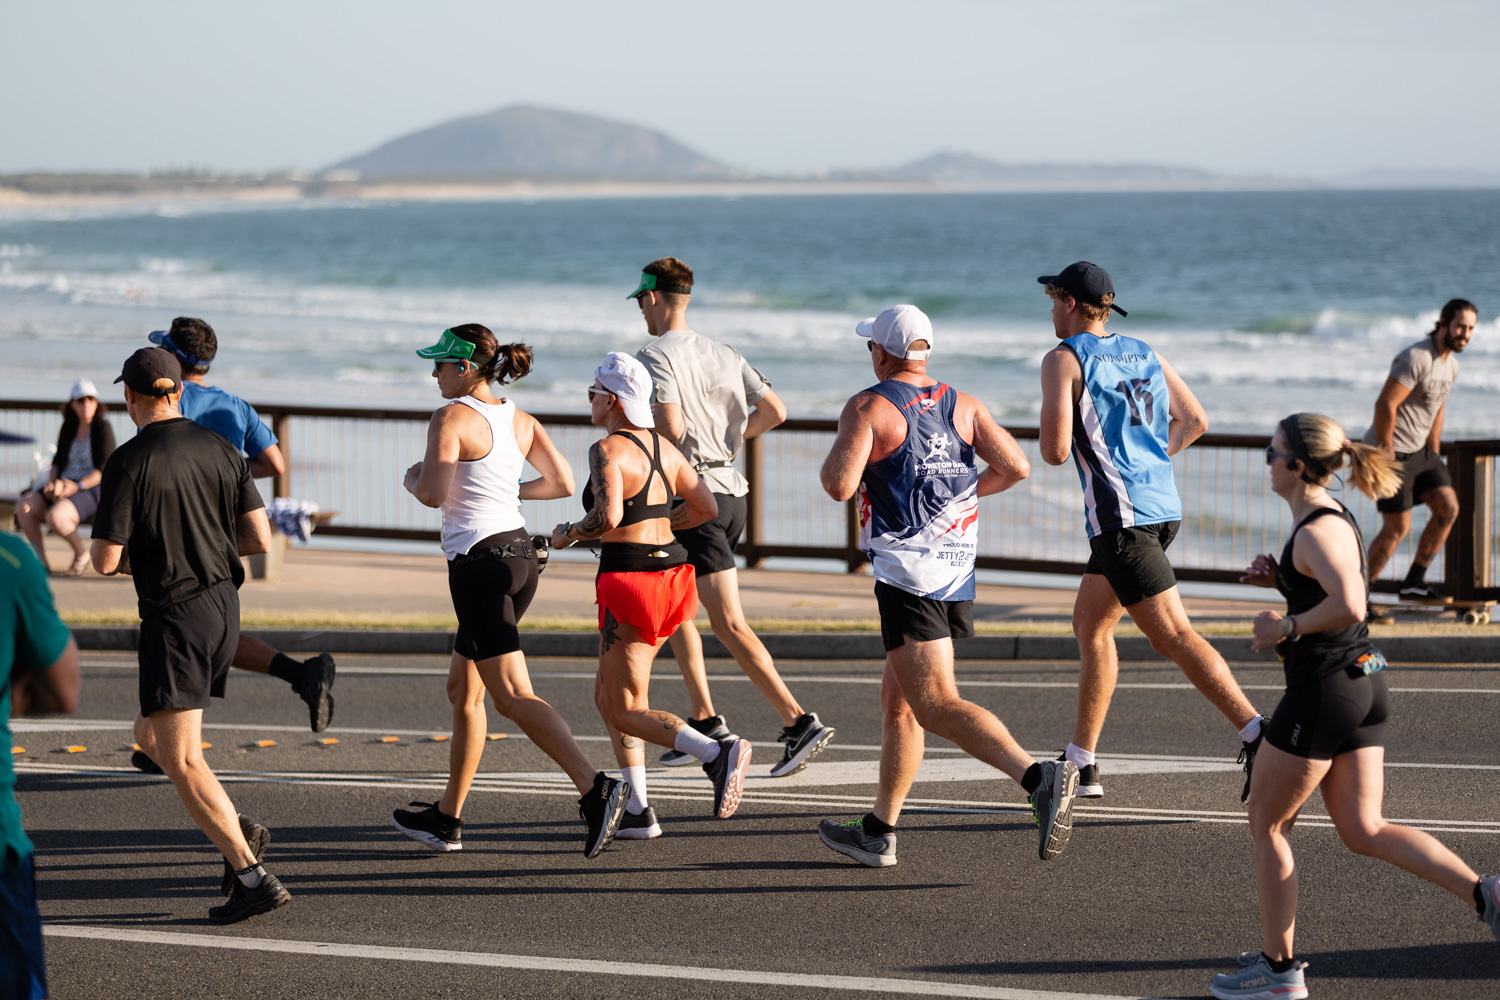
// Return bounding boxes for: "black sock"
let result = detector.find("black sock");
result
[861,812,895,837]
[1262,953,1296,974]
[268,653,306,688]
[1020,763,1042,795]
[1403,561,1428,586]
[1476,879,1488,916]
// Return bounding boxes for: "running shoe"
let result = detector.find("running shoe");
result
[1479,875,1500,940]
[1238,719,1268,804]
[391,801,463,851]
[130,750,163,775]
[221,814,271,896]
[299,653,336,732]
[817,817,898,868]
[1366,603,1395,625]
[579,772,628,858]
[1398,582,1451,604]
[1057,753,1103,798]
[769,713,836,778]
[1208,953,1307,1000]
[209,872,292,924]
[660,714,737,767]
[703,737,753,818]
[1028,759,1079,861]
[615,806,662,840]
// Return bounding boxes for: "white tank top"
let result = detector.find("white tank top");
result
[439,396,526,559]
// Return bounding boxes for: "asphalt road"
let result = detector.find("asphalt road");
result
[16,652,1500,999]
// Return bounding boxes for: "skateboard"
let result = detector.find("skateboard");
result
[1383,598,1495,626]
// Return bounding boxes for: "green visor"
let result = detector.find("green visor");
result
[627,272,692,299]
[415,328,477,362]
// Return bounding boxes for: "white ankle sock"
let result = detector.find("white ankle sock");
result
[673,725,721,763]
[1239,716,1263,743]
[621,765,648,813]
[1065,743,1096,769]
[235,864,266,888]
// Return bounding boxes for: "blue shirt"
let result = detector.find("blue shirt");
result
[1062,332,1182,538]
[177,382,277,460]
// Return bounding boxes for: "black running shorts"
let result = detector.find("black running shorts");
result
[138,580,239,716]
[1084,521,1180,608]
[1376,447,1451,514]
[874,581,975,652]
[675,492,746,577]
[1265,664,1389,760]
[448,528,539,662]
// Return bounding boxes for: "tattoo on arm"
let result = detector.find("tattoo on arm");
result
[574,444,611,539]
[669,503,696,530]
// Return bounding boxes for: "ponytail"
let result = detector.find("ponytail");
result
[447,323,534,385]
[1282,413,1401,501]
[1337,438,1401,501]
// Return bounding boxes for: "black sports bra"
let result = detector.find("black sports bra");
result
[581,430,672,526]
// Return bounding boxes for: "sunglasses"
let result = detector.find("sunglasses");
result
[1265,446,1298,465]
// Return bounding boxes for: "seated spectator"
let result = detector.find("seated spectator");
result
[15,380,115,575]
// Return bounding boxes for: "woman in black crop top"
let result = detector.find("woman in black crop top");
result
[1210,413,1499,999]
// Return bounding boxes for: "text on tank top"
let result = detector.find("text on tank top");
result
[1062,333,1183,538]
[581,430,672,525]
[856,380,979,601]
[1274,503,1372,675]
[440,396,525,559]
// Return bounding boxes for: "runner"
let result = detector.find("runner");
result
[1362,298,1478,617]
[551,352,749,836]
[389,326,627,859]
[629,257,835,782]
[1037,262,1265,801]
[90,346,290,923]
[1209,412,1499,999]
[816,305,1077,866]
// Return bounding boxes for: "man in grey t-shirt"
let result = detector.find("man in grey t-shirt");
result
[629,258,836,789]
[1363,298,1478,607]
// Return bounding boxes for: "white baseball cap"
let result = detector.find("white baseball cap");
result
[70,378,99,400]
[855,304,934,360]
[594,352,654,428]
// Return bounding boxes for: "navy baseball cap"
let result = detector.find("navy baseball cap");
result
[114,347,182,396]
[1037,261,1128,317]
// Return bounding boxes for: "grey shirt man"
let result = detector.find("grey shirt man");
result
[1361,337,1459,454]
[636,329,771,497]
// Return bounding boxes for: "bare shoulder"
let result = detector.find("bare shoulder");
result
[1042,343,1081,373]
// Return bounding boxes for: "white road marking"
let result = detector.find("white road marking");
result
[41,925,1147,1000]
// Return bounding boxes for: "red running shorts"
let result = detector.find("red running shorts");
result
[596,564,698,645]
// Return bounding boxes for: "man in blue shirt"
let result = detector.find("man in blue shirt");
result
[141,318,334,737]
[2,534,80,999]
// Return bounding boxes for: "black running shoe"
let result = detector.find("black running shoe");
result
[818,817,897,868]
[769,713,836,778]
[1029,759,1079,861]
[391,801,463,851]
[1238,719,1268,804]
[703,738,753,818]
[130,750,163,775]
[1057,754,1104,798]
[299,653,336,732]
[209,872,291,924]
[660,714,737,767]
[1398,582,1451,604]
[579,772,628,858]
[615,806,662,840]
[221,814,271,896]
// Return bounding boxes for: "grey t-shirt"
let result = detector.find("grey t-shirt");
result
[1361,336,1459,455]
[636,329,772,497]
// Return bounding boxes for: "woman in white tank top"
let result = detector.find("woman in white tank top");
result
[394,324,629,859]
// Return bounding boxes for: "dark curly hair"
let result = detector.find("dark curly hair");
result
[447,324,533,385]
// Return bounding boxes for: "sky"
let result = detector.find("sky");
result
[3,0,1498,179]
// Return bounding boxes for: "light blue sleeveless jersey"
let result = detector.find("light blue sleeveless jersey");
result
[1061,333,1182,538]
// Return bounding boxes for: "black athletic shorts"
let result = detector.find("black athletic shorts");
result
[138,580,238,716]
[448,528,539,662]
[1376,446,1451,514]
[675,492,746,576]
[874,581,975,652]
[1265,661,1389,760]
[1084,521,1180,607]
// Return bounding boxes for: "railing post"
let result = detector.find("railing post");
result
[1443,443,1475,601]
[1472,454,1493,592]
[743,435,764,569]
[272,410,291,500]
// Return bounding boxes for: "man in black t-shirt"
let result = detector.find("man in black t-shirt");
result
[90,347,292,924]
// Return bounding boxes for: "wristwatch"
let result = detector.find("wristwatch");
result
[1277,615,1297,637]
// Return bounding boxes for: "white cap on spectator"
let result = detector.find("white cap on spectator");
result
[855,304,934,360]
[70,378,98,400]
[594,352,654,428]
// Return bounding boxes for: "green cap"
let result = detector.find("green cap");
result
[627,271,693,300]
[415,328,478,362]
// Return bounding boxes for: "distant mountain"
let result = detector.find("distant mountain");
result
[840,150,1309,191]
[1339,169,1500,190]
[329,105,742,180]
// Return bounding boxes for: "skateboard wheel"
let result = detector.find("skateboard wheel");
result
[1462,610,1481,626]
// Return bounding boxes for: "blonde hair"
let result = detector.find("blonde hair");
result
[1045,284,1113,324]
[1283,412,1401,500]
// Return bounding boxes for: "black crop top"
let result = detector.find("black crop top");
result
[581,430,672,526]
[1274,502,1371,673]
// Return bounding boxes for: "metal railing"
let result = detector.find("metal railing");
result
[3,399,1495,600]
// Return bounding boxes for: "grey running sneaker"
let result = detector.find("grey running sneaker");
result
[1209,953,1308,1000]
[1029,759,1079,861]
[1239,719,1268,804]
[703,738,752,818]
[1479,875,1500,940]
[615,806,662,840]
[391,801,463,851]
[209,872,291,924]
[221,814,271,896]
[769,713,836,778]
[1057,753,1102,798]
[299,653,336,733]
[579,772,628,858]
[660,715,736,767]
[818,817,897,868]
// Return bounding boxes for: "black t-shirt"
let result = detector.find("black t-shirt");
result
[93,417,264,618]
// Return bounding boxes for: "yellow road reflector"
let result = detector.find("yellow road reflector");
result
[254,740,276,748]
[487,733,508,741]
[427,735,449,743]
[132,743,142,751]
[316,738,339,745]
[11,747,24,755]
[64,746,86,754]
[378,736,400,743]
[201,742,212,750]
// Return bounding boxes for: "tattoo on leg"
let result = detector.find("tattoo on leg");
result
[643,709,680,733]
[600,609,621,654]
[620,735,642,749]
